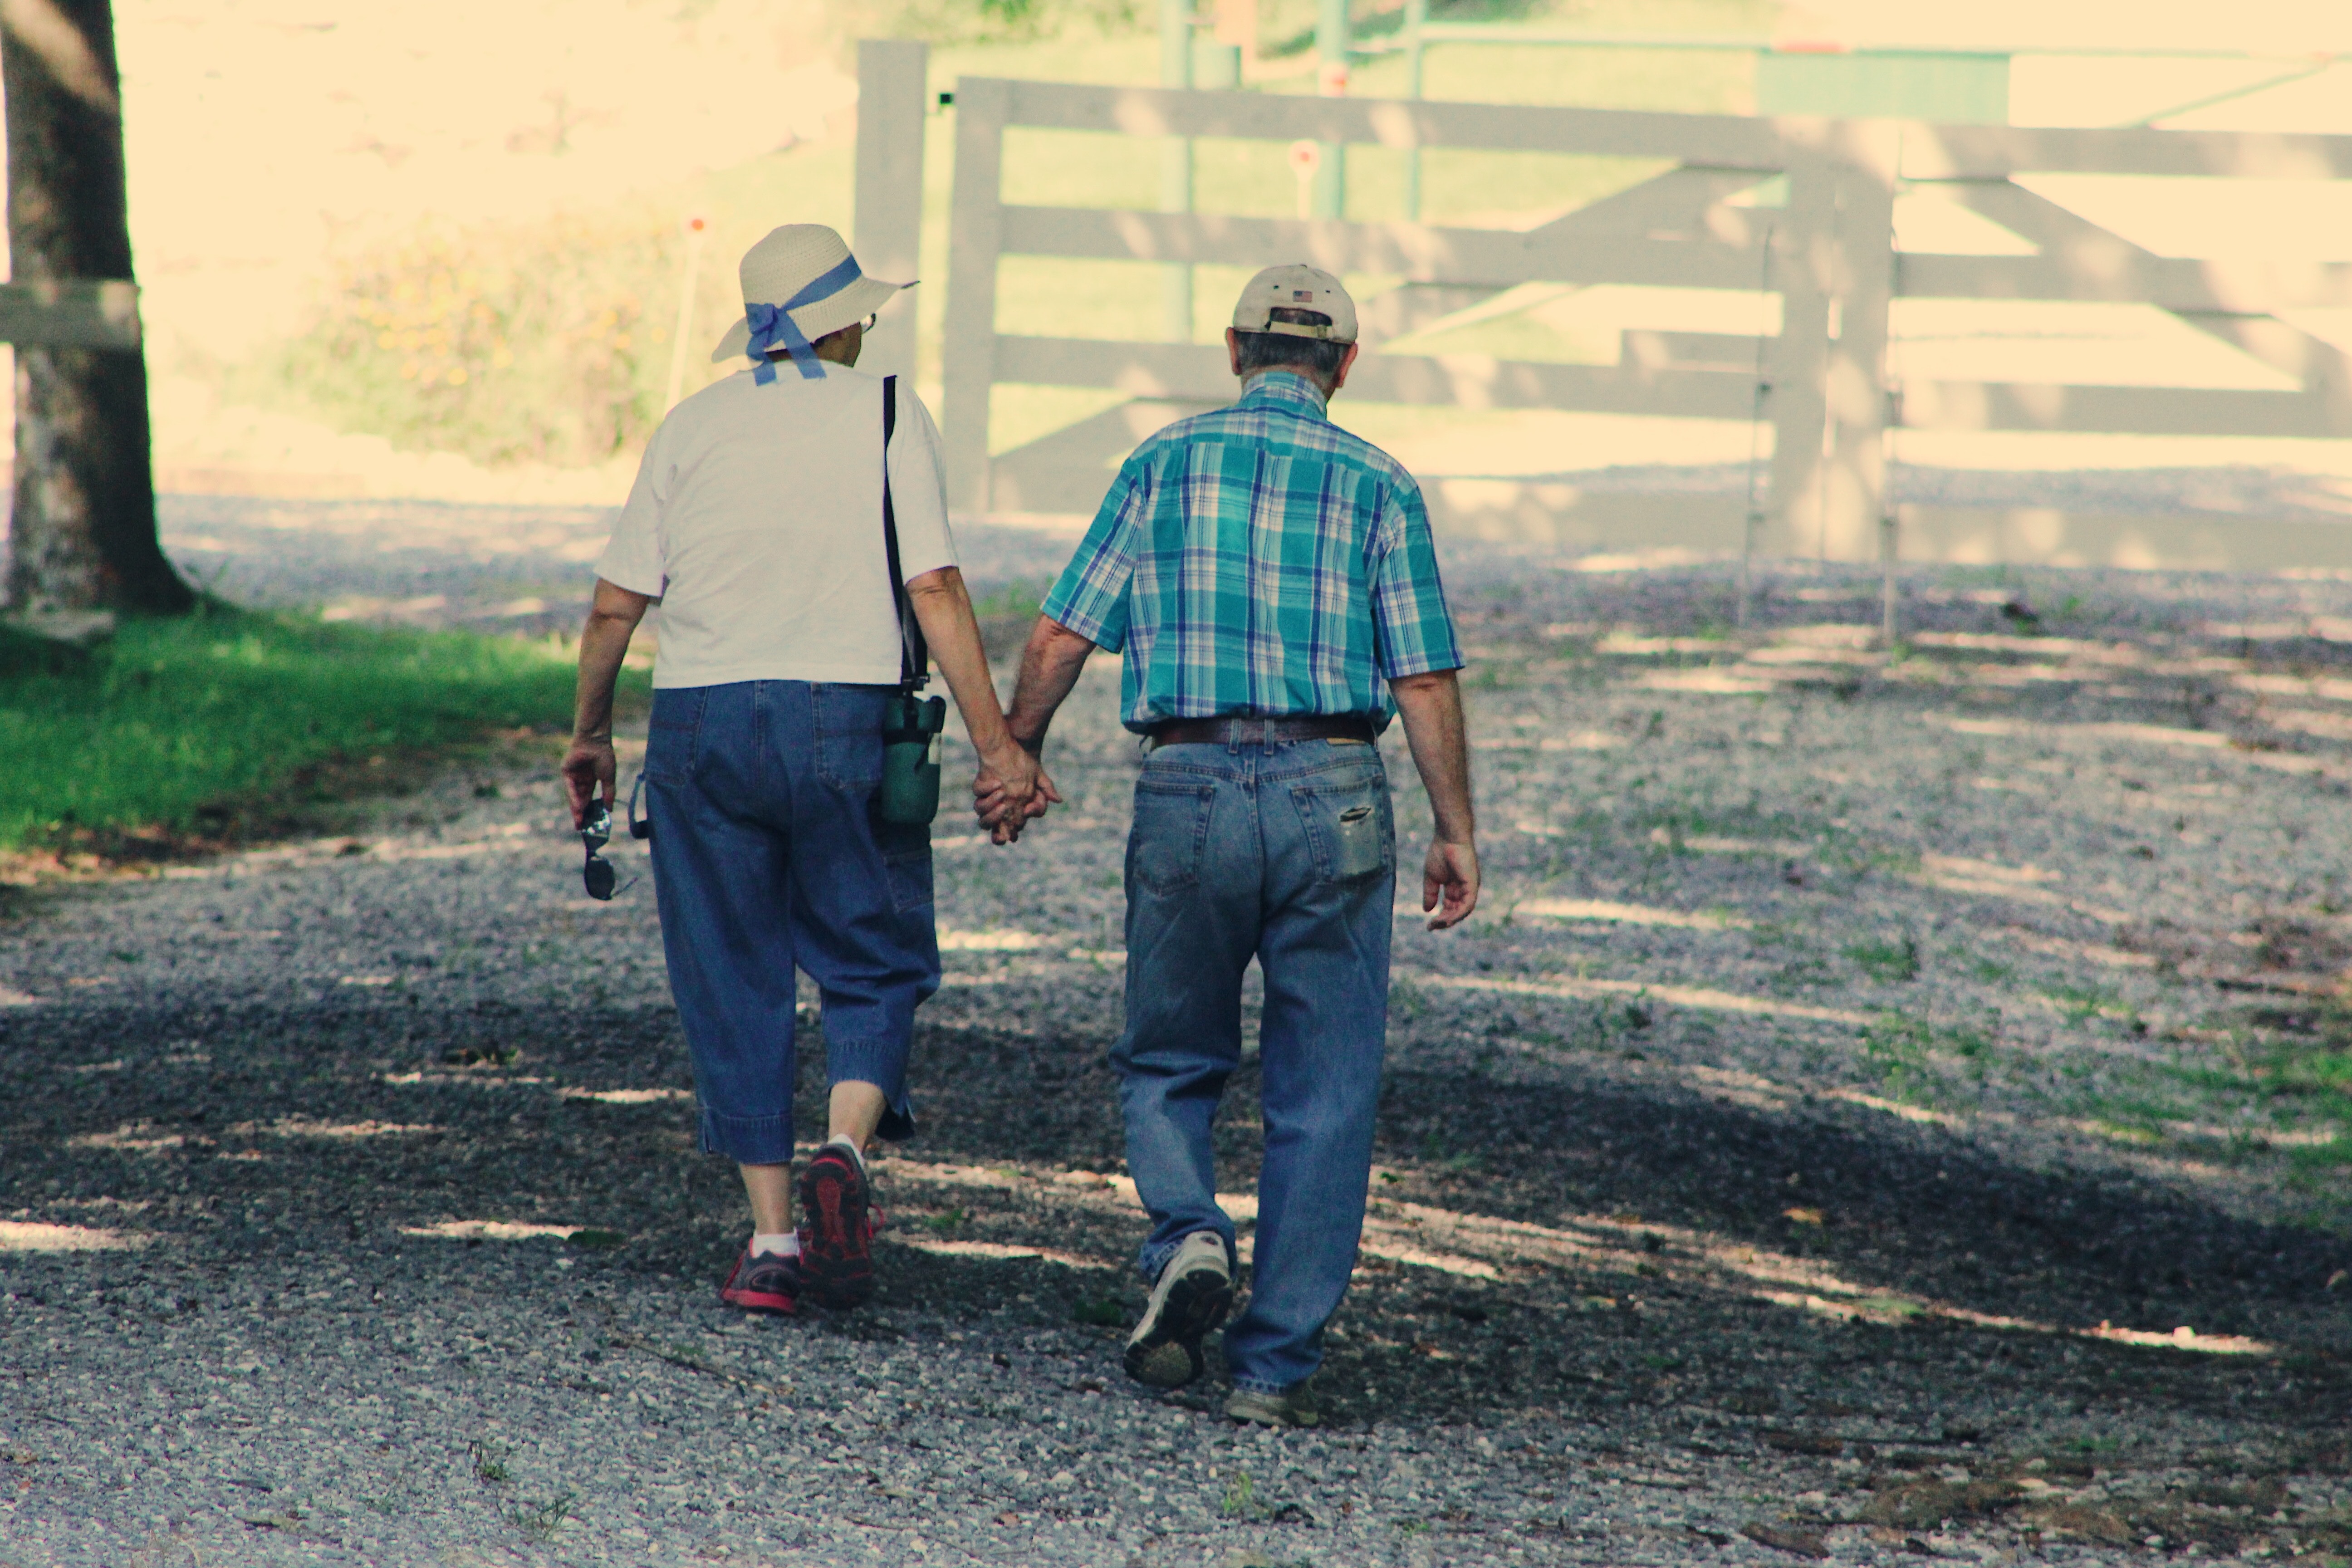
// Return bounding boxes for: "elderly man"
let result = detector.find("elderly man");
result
[563,224,1040,1316]
[992,265,1478,1427]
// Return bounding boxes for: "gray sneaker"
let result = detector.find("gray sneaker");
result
[1225,1380,1321,1428]
[1123,1231,1233,1389]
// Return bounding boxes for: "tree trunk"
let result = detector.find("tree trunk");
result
[1,0,188,614]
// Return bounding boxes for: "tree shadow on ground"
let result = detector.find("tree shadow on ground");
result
[883,1016,2352,1432]
[12,999,2349,1452]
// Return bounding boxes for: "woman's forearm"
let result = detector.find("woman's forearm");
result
[905,567,1014,758]
[573,580,652,740]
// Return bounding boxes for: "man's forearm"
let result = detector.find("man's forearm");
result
[906,568,1015,758]
[1005,616,1097,751]
[1391,669,1475,843]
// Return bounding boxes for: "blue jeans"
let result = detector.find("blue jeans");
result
[642,682,936,1165]
[1115,731,1396,1394]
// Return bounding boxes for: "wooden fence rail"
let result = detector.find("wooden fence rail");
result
[916,63,2352,570]
[0,281,140,351]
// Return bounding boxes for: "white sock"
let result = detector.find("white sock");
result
[823,1133,868,1175]
[751,1231,801,1259]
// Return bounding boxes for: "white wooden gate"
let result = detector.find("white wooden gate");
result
[928,71,2352,569]
[1887,123,2352,572]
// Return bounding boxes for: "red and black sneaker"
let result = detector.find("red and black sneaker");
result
[719,1246,802,1316]
[796,1144,877,1309]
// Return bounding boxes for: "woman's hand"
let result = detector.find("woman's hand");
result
[974,741,1057,844]
[561,734,617,826]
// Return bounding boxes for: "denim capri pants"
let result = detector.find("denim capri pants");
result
[640,680,936,1164]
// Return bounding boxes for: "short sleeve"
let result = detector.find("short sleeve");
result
[1366,474,1462,680]
[597,428,669,596]
[1039,447,1149,653]
[886,383,958,579]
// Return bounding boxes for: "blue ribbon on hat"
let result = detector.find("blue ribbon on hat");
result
[745,252,864,384]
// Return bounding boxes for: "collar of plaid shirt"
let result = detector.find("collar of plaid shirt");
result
[1238,369,1329,417]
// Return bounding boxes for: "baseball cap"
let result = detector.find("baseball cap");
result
[1231,264,1357,343]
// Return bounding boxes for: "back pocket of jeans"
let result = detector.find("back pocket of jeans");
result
[1128,779,1214,895]
[1301,778,1390,883]
[815,686,887,791]
[642,688,707,783]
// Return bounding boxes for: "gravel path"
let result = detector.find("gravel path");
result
[5,513,2352,1565]
[154,496,1091,639]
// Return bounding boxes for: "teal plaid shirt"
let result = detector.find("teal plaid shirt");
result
[1040,372,1462,734]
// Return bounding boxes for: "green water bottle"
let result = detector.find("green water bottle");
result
[879,692,946,826]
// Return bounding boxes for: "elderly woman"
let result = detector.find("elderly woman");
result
[561,224,1042,1314]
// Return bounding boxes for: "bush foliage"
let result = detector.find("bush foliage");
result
[268,210,678,468]
[878,0,1143,44]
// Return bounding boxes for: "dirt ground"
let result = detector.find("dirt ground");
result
[4,557,2352,1565]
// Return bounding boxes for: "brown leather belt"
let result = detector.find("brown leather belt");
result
[1147,714,1377,748]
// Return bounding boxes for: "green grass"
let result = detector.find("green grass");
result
[2045,983,2130,1026]
[506,1492,577,1543]
[969,577,1057,618]
[1847,935,1922,984]
[1858,1010,1995,1098]
[469,1440,513,1485]
[0,607,609,854]
[1072,1295,1128,1326]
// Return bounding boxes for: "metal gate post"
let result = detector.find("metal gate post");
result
[854,40,931,383]
[1403,0,1428,220]
[1313,0,1348,216]
[940,77,1009,514]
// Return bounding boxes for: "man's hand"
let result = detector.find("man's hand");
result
[973,740,1040,843]
[968,615,1096,845]
[561,735,617,827]
[1422,839,1480,931]
[1391,668,1478,932]
[904,566,1063,847]
[974,741,1058,844]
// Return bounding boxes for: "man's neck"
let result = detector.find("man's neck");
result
[1240,369,1330,404]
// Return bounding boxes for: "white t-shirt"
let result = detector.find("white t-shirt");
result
[596,364,956,689]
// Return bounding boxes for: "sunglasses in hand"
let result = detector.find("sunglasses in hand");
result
[581,800,620,900]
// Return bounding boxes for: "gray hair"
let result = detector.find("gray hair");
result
[1234,308,1349,386]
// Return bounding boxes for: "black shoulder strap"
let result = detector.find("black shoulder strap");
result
[879,374,927,693]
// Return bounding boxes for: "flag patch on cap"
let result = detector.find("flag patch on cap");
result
[1234,264,1358,344]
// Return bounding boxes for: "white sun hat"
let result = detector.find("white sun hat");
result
[1231,263,1357,343]
[708,224,913,380]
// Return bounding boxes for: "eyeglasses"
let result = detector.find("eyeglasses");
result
[581,801,617,899]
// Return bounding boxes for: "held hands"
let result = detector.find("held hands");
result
[1422,839,1480,931]
[560,735,617,828]
[972,739,1058,845]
